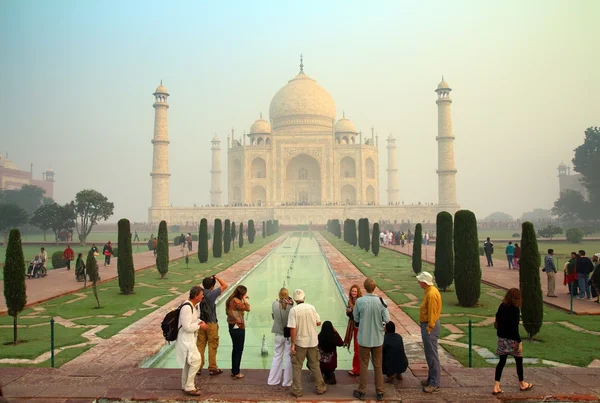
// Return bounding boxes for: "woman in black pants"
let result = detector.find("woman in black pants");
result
[492,288,533,395]
[225,285,250,379]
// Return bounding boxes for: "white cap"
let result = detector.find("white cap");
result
[416,271,434,286]
[294,289,305,301]
[594,253,600,258]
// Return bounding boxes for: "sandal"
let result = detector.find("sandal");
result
[183,389,202,396]
[492,389,503,395]
[232,373,245,379]
[520,382,533,391]
[209,369,223,376]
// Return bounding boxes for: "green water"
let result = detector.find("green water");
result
[148,232,353,370]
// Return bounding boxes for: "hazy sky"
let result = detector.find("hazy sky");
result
[1,0,598,222]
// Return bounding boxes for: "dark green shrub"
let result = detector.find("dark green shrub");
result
[213,219,223,258]
[157,220,169,279]
[566,228,584,243]
[262,221,266,238]
[412,223,422,274]
[192,234,199,241]
[478,246,484,256]
[86,250,100,308]
[147,239,153,250]
[52,251,66,269]
[223,219,231,254]
[4,228,27,344]
[239,222,244,248]
[117,218,134,293]
[248,220,255,244]
[434,212,454,291]
[231,221,236,250]
[173,236,182,246]
[198,218,208,263]
[348,219,357,247]
[371,222,380,256]
[519,221,543,339]
[453,210,481,307]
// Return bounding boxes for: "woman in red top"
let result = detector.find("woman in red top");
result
[513,243,521,269]
[62,245,75,271]
[343,284,362,376]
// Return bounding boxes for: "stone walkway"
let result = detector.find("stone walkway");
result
[0,244,196,314]
[384,243,600,315]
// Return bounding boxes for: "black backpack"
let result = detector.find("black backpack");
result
[161,301,192,342]
[199,298,211,322]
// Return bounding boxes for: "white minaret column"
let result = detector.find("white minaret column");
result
[386,133,399,204]
[210,135,222,206]
[435,77,458,209]
[150,82,171,208]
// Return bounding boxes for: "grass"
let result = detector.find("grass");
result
[0,233,278,367]
[322,231,600,368]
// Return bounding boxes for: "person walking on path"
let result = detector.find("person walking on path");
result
[382,321,408,384]
[318,321,344,385]
[288,289,327,398]
[543,249,557,297]
[352,278,390,401]
[267,288,294,387]
[176,285,208,396]
[40,247,48,270]
[62,244,75,271]
[484,237,494,267]
[513,243,521,269]
[505,241,515,269]
[133,230,140,242]
[225,285,250,379]
[197,275,228,376]
[343,284,362,376]
[152,236,158,256]
[577,250,594,300]
[492,288,533,395]
[591,253,600,303]
[186,233,193,252]
[417,271,442,393]
[102,241,113,266]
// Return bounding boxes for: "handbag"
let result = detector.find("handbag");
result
[278,301,291,339]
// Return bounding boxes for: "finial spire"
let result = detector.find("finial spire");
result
[260,112,263,119]
[441,75,443,81]
[299,54,304,72]
[343,111,345,118]
[161,79,163,85]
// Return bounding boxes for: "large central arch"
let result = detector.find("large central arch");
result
[284,154,321,204]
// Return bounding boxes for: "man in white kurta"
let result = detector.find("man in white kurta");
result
[176,286,207,396]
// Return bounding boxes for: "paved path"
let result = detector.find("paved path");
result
[384,243,600,315]
[0,244,198,314]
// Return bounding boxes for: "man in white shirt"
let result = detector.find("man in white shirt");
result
[176,286,208,396]
[287,289,327,397]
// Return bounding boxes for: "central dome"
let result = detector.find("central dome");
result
[269,71,336,131]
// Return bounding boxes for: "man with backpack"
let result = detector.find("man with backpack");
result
[197,275,228,376]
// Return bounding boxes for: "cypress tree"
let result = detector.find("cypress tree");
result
[371,222,380,256]
[248,219,255,244]
[4,228,27,344]
[239,222,244,248]
[213,219,223,258]
[453,210,481,307]
[223,219,231,254]
[336,219,342,238]
[262,221,266,238]
[117,218,135,294]
[358,219,365,250]
[86,250,101,308]
[231,221,236,251]
[343,219,348,243]
[434,212,454,291]
[198,219,208,263]
[364,218,370,252]
[156,220,169,279]
[349,219,357,247]
[519,221,543,339]
[412,223,423,274]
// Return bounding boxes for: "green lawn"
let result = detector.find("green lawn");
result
[0,233,278,367]
[322,231,600,368]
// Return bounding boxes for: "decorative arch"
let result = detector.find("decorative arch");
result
[365,158,375,179]
[256,137,263,145]
[251,185,266,206]
[251,157,266,179]
[233,159,242,179]
[232,186,241,203]
[341,184,356,205]
[265,138,271,145]
[342,136,349,144]
[366,185,375,203]
[340,156,356,178]
[285,153,321,204]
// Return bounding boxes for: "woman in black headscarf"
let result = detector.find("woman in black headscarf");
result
[318,321,344,385]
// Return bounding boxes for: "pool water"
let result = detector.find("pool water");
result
[147,232,353,370]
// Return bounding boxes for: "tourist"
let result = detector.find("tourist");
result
[591,253,600,303]
[318,321,344,385]
[133,229,140,242]
[343,284,362,376]
[225,285,250,379]
[492,288,533,395]
[382,321,408,383]
[401,232,405,247]
[288,288,327,397]
[152,236,158,256]
[90,244,99,256]
[62,244,75,270]
[379,230,384,245]
[180,233,186,251]
[352,278,389,401]
[484,237,494,267]
[576,250,594,300]
[505,241,515,269]
[75,253,86,282]
[197,275,228,376]
[186,232,193,252]
[407,230,412,244]
[513,243,521,269]
[543,249,557,297]
[268,288,294,387]
[417,271,442,393]
[102,241,113,266]
[565,252,578,296]
[40,247,48,270]
[176,285,208,396]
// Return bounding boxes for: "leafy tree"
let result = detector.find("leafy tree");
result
[0,204,29,239]
[552,190,590,223]
[371,222,380,257]
[239,222,244,248]
[483,212,514,222]
[73,190,114,244]
[412,223,422,274]
[3,228,27,344]
[223,219,231,254]
[453,210,481,307]
[434,212,454,291]
[520,209,551,222]
[198,218,209,263]
[156,220,169,279]
[213,219,223,258]
[30,203,76,242]
[262,221,266,238]
[117,218,135,293]
[86,250,101,308]
[572,126,600,210]
[537,224,563,240]
[566,227,584,243]
[248,220,255,244]
[0,184,46,215]
[519,221,543,339]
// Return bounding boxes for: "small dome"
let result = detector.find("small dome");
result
[46,167,54,172]
[154,83,169,95]
[212,134,220,142]
[250,114,271,134]
[437,79,450,90]
[387,133,394,140]
[558,161,567,169]
[335,114,356,134]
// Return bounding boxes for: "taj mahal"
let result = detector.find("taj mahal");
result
[148,58,459,226]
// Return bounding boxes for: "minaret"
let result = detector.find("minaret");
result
[386,133,399,204]
[210,134,222,206]
[150,82,171,208]
[435,77,458,209]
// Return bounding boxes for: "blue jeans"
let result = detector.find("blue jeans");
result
[506,255,514,269]
[420,321,440,387]
[228,324,245,375]
[578,273,591,299]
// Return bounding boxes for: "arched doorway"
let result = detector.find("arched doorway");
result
[366,185,375,204]
[251,185,266,206]
[365,158,375,179]
[285,154,321,204]
[341,184,356,205]
[251,157,266,179]
[233,159,242,179]
[340,156,356,178]
[232,186,241,204]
